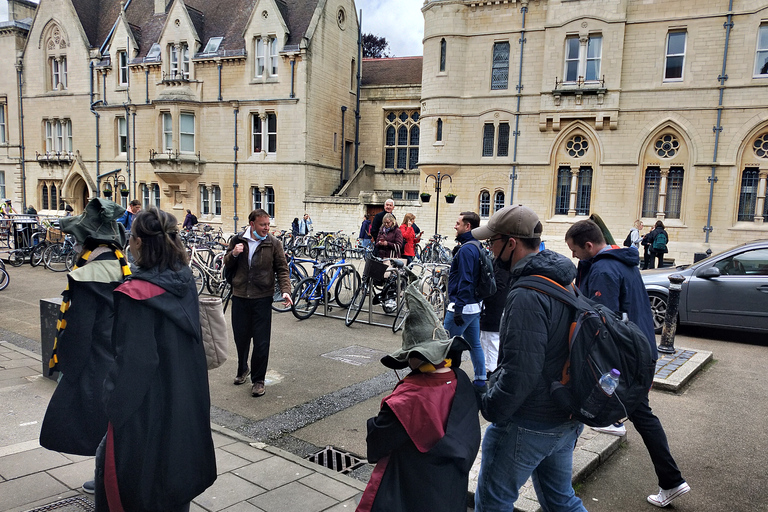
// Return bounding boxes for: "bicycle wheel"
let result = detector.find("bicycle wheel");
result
[344,281,368,326]
[0,266,8,291]
[30,242,48,267]
[272,272,301,312]
[291,277,320,320]
[8,250,24,267]
[222,285,233,313]
[392,300,409,333]
[65,250,77,271]
[44,243,68,272]
[428,288,446,321]
[190,263,206,295]
[334,268,361,308]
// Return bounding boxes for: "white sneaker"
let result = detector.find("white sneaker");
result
[647,482,690,507]
[591,423,626,436]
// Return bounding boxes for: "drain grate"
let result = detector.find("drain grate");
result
[306,445,365,474]
[25,496,94,512]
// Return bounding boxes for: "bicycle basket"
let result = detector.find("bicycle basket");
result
[47,227,64,243]
[364,257,388,281]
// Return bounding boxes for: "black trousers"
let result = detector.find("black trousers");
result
[231,295,273,382]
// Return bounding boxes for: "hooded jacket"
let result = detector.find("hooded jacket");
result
[447,231,481,310]
[102,265,216,511]
[575,246,658,359]
[479,249,577,424]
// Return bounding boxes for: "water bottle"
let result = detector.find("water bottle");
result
[579,369,620,419]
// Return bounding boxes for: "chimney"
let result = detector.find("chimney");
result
[155,0,167,14]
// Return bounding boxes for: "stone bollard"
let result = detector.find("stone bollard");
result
[658,274,685,354]
[40,297,62,381]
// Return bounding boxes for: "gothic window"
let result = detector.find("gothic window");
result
[642,167,661,218]
[655,134,679,158]
[480,190,491,218]
[575,167,593,216]
[565,135,589,158]
[665,168,684,219]
[497,123,510,157]
[482,123,494,157]
[494,191,505,212]
[436,118,443,142]
[555,167,571,215]
[46,26,68,91]
[491,42,510,90]
[384,110,420,170]
[737,169,759,221]
[252,187,262,209]
[440,38,446,72]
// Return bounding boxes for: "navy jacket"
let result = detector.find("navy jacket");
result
[575,246,658,359]
[447,231,480,310]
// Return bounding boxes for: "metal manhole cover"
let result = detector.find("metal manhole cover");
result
[321,345,388,366]
[306,445,365,474]
[25,496,94,512]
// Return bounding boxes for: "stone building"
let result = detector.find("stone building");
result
[418,0,768,259]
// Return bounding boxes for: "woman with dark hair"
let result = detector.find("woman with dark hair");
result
[646,220,669,270]
[95,207,216,512]
[291,217,300,236]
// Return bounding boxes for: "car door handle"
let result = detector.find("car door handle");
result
[758,285,768,294]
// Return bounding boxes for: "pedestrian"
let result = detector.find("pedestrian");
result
[96,207,217,511]
[298,212,313,235]
[641,228,653,270]
[400,213,417,265]
[473,204,588,512]
[291,217,300,236]
[647,220,669,269]
[629,219,643,250]
[565,219,690,508]
[26,204,38,215]
[370,199,395,242]
[444,211,486,384]
[64,204,74,216]
[375,213,403,259]
[223,209,293,397]
[40,198,130,495]
[475,222,515,379]
[183,208,198,230]
[1,198,17,217]
[356,283,480,512]
[117,199,141,232]
[359,214,372,249]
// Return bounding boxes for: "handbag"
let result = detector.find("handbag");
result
[199,297,228,370]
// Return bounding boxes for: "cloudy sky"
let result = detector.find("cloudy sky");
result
[0,1,8,22]
[355,0,424,57]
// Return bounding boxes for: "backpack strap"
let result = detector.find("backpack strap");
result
[513,275,579,308]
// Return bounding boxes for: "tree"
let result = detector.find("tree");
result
[362,33,391,58]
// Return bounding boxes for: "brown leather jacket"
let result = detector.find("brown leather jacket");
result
[223,231,291,299]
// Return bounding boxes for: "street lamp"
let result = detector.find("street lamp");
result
[97,168,130,202]
[424,170,453,235]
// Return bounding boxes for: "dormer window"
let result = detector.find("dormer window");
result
[118,51,129,86]
[203,37,223,54]
[254,36,279,79]
[168,43,190,79]
[146,43,161,61]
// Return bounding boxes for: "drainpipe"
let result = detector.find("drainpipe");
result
[232,103,239,232]
[132,108,137,198]
[354,10,362,171]
[341,106,347,186]
[509,0,528,205]
[704,0,733,243]
[145,67,149,104]
[90,61,103,197]
[16,60,26,209]
[124,104,131,197]
[290,58,296,99]
[217,61,223,101]
[102,70,108,105]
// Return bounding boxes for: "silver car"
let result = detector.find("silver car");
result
[642,240,768,333]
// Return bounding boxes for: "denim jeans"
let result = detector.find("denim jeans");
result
[444,309,484,380]
[476,419,587,512]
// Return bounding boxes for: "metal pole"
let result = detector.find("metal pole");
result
[658,274,685,354]
[434,171,441,235]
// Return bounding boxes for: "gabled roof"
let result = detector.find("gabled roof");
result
[361,57,423,87]
[68,0,321,57]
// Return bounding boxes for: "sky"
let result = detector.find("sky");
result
[0,1,8,22]
[355,0,424,57]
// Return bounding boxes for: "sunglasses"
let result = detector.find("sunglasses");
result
[488,235,507,244]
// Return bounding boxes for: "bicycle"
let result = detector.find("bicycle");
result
[271,250,312,312]
[419,234,453,264]
[344,253,408,327]
[8,226,47,267]
[43,233,77,272]
[291,257,360,320]
[0,259,9,291]
[189,245,226,295]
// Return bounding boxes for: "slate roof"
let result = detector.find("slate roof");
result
[361,57,423,87]
[68,0,321,57]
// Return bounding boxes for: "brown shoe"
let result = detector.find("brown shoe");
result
[251,380,266,397]
[233,368,250,385]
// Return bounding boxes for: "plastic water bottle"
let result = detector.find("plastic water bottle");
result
[579,369,620,419]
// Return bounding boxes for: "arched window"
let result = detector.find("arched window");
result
[384,110,420,170]
[252,187,262,210]
[200,185,209,215]
[665,168,684,219]
[440,38,446,72]
[576,167,593,216]
[436,118,443,142]
[479,191,491,218]
[212,185,221,216]
[265,186,275,218]
[555,167,571,215]
[45,25,68,91]
[737,169,759,221]
[642,168,661,218]
[494,191,505,212]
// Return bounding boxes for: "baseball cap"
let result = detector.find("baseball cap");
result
[472,204,542,240]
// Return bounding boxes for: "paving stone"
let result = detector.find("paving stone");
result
[233,456,313,490]
[298,472,361,502]
[193,473,266,512]
[215,448,251,474]
[46,458,97,491]
[248,481,336,512]
[219,442,272,463]
[0,471,69,509]
[319,498,359,512]
[0,447,72,479]
[220,501,265,512]
[213,430,238,448]
[0,357,40,370]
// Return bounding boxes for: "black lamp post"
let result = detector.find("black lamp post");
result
[425,170,453,235]
[97,168,129,201]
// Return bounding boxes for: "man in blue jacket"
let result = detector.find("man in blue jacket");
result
[565,219,690,508]
[444,211,485,383]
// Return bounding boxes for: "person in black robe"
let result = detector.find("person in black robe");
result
[356,283,480,512]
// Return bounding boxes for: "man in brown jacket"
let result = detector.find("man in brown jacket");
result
[224,209,292,397]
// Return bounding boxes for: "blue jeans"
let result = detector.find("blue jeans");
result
[476,419,587,512]
[443,309,484,380]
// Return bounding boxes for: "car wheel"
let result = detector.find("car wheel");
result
[648,292,669,334]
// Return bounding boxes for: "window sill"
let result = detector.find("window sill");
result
[248,151,277,161]
[433,141,445,147]
[729,221,768,231]
[662,78,684,84]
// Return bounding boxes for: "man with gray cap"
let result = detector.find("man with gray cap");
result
[472,205,587,512]
[40,198,130,495]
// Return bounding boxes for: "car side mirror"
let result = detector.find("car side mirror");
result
[699,267,721,279]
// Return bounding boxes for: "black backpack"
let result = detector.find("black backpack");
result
[512,276,655,427]
[623,231,632,247]
[468,240,497,300]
